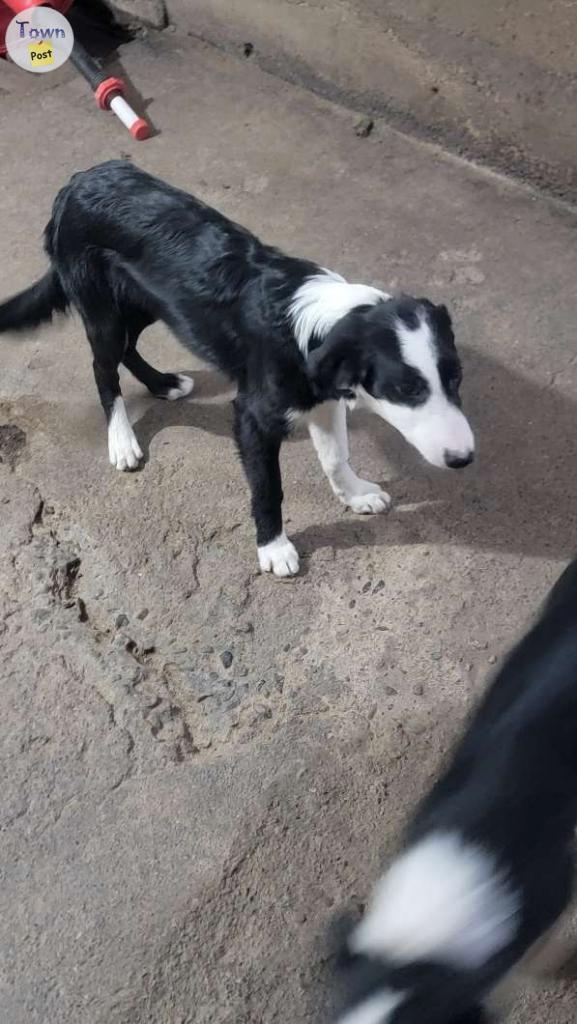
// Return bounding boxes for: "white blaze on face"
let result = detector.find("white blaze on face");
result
[358,316,475,469]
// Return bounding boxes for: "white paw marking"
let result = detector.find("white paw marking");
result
[258,533,300,577]
[166,374,194,401]
[343,480,391,514]
[108,397,143,471]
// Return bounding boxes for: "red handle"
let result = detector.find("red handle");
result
[2,0,48,12]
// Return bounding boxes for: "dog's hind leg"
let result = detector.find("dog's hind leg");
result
[307,400,391,513]
[83,308,143,471]
[123,312,194,401]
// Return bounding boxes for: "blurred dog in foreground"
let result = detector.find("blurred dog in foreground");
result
[333,559,577,1023]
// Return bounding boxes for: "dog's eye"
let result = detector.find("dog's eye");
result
[394,379,426,401]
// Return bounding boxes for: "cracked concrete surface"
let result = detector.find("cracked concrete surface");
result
[2,30,577,1024]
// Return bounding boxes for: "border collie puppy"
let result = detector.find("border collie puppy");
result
[0,161,474,576]
[331,559,577,1024]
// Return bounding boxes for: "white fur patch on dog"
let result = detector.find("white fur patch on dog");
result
[338,990,405,1024]
[257,532,300,577]
[108,397,143,471]
[351,832,519,970]
[289,270,389,354]
[166,373,194,401]
[396,316,440,384]
[307,400,391,513]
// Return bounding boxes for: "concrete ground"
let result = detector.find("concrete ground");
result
[180,0,577,203]
[2,29,577,1024]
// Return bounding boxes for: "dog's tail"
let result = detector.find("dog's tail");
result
[0,269,69,334]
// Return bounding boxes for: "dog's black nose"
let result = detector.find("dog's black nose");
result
[444,450,474,469]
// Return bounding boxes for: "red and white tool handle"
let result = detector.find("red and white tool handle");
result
[70,40,150,141]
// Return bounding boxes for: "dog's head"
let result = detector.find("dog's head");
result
[308,296,474,470]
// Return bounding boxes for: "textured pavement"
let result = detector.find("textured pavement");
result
[2,30,577,1024]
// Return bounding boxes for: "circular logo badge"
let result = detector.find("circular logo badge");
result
[5,9,74,73]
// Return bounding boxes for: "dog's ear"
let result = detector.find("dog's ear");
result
[307,328,363,400]
[434,302,453,331]
[427,301,454,342]
[418,298,451,322]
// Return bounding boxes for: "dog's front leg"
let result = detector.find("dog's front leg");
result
[307,400,391,514]
[233,399,299,577]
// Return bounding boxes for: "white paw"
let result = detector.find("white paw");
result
[108,398,143,471]
[258,533,300,577]
[166,374,194,401]
[345,488,391,514]
[109,432,143,471]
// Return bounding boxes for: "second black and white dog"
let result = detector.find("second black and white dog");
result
[0,161,474,576]
[331,558,577,1023]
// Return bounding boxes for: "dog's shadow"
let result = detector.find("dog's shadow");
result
[134,368,235,450]
[133,349,577,562]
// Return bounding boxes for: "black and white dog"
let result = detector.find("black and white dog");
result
[0,161,474,576]
[332,559,577,1024]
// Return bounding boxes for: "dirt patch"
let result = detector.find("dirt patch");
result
[0,424,26,469]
